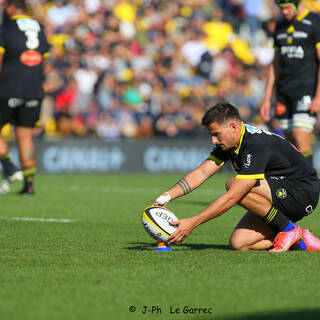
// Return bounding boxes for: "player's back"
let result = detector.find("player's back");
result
[0,15,49,99]
[244,125,317,185]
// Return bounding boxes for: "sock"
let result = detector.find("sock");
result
[22,166,36,189]
[263,206,292,233]
[290,239,307,251]
[0,153,15,177]
[302,152,313,166]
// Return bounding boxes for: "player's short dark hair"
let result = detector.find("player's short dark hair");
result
[201,102,241,128]
[6,0,27,10]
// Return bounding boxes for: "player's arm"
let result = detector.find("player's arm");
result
[260,50,279,122]
[154,159,221,206]
[309,46,320,114]
[167,178,257,244]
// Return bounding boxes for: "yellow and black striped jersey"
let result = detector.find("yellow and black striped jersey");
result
[273,10,320,95]
[0,14,49,99]
[209,123,320,191]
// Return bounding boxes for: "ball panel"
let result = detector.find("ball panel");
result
[142,218,168,242]
[142,211,170,238]
[141,206,178,242]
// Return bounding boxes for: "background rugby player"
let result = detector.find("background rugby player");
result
[260,0,320,166]
[0,0,50,195]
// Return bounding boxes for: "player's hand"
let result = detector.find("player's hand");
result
[167,218,196,244]
[309,96,320,114]
[153,192,171,206]
[260,99,271,122]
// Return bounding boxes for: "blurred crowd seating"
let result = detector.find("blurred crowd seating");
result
[1,0,320,140]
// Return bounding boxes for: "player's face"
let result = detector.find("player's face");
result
[208,121,237,151]
[279,4,296,21]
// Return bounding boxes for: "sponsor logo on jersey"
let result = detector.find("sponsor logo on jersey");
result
[276,33,287,40]
[301,19,312,25]
[293,31,308,39]
[281,46,304,59]
[244,154,252,168]
[275,102,287,115]
[276,188,287,199]
[20,50,42,66]
[245,124,262,134]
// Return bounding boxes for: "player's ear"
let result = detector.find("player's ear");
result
[229,121,238,132]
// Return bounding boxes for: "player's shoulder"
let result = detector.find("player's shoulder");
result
[298,10,320,26]
[305,11,320,21]
[0,18,17,36]
[244,124,268,136]
[243,124,275,147]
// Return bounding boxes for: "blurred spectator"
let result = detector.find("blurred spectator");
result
[2,0,317,140]
[96,111,122,140]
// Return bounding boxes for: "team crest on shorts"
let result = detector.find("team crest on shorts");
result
[276,188,287,199]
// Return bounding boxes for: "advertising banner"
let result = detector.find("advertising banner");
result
[6,139,320,173]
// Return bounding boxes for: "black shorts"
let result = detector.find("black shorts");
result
[275,92,316,132]
[0,98,42,128]
[266,176,320,222]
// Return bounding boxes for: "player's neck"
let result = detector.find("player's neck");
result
[234,122,243,150]
[8,8,26,18]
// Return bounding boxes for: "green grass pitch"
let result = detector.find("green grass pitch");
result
[0,172,320,320]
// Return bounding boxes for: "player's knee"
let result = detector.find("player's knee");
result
[229,232,249,251]
[225,177,236,191]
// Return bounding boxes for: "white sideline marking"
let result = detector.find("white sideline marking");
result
[0,217,75,223]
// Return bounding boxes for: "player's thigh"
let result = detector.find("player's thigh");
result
[230,211,274,250]
[0,99,15,128]
[291,114,316,134]
[13,99,42,128]
[274,94,316,134]
[267,176,319,222]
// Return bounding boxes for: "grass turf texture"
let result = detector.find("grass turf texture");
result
[0,173,320,320]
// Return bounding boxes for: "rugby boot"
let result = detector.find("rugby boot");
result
[0,179,10,195]
[6,167,23,182]
[18,185,35,196]
[269,224,303,252]
[301,229,320,251]
[0,167,23,195]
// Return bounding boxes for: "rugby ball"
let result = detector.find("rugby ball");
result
[142,206,178,242]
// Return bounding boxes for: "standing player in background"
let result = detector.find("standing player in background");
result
[0,0,50,195]
[260,0,320,166]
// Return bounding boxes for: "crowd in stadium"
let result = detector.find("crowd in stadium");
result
[2,0,320,140]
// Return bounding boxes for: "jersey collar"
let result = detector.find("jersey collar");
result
[11,15,31,20]
[296,9,309,21]
[234,122,245,155]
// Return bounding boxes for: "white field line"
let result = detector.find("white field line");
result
[40,185,225,196]
[0,217,75,223]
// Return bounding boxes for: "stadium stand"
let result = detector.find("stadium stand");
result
[1,0,319,140]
